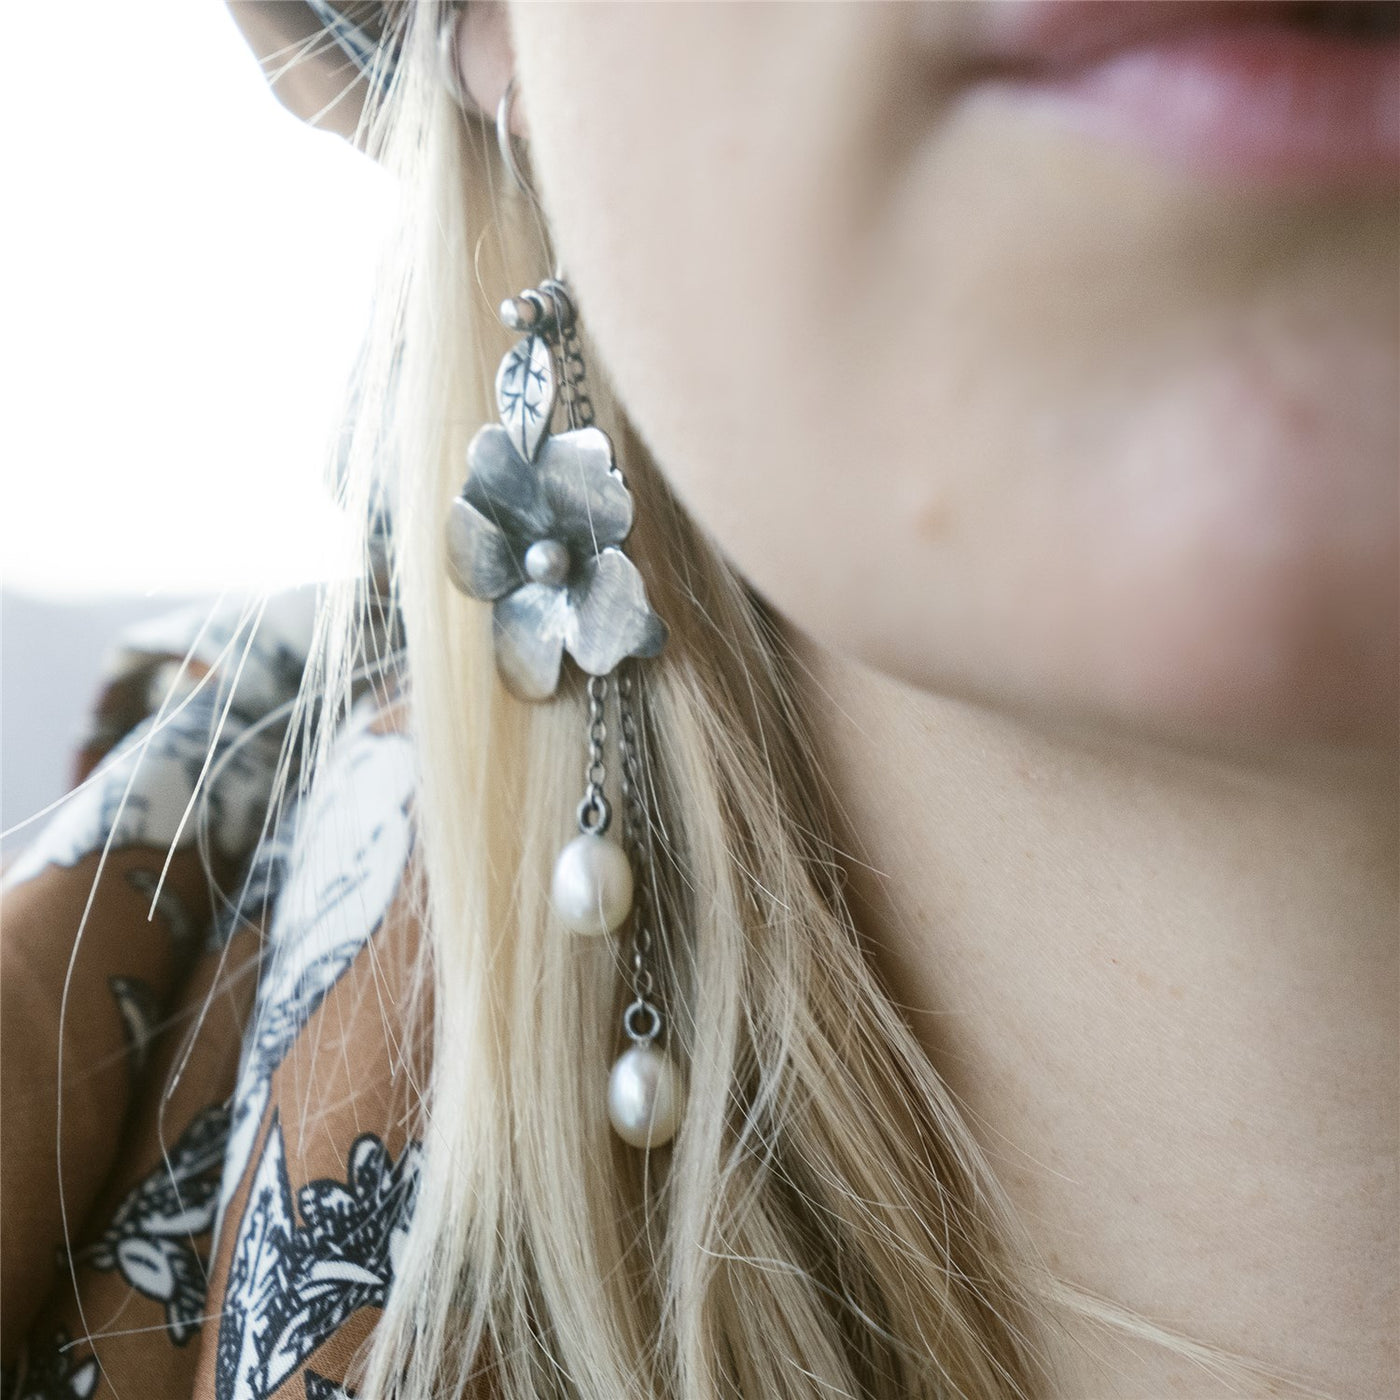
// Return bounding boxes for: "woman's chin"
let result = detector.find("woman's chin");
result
[1077,352,1397,759]
[832,379,1398,772]
[1075,568,1398,770]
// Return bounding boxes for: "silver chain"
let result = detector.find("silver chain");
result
[617,665,664,1044]
[540,277,595,431]
[558,318,595,430]
[577,674,611,835]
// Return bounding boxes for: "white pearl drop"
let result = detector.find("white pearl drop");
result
[608,1044,685,1149]
[550,833,633,936]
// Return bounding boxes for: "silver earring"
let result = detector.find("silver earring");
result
[436,3,469,111]
[445,82,684,1151]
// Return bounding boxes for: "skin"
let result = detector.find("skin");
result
[460,3,1398,1395]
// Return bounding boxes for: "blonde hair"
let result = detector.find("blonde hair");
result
[305,10,1333,1398]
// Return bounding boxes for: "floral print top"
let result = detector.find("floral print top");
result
[2,592,422,1400]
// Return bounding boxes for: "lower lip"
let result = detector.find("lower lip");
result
[983,26,1400,186]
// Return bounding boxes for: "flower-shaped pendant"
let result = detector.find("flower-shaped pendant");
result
[446,328,667,700]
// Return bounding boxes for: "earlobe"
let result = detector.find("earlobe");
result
[455,0,526,135]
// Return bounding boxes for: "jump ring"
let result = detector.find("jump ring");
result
[623,999,662,1044]
[577,792,612,835]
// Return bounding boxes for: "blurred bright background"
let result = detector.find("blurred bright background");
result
[1,0,392,833]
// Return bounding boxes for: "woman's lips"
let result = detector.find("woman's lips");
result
[969,1,1400,186]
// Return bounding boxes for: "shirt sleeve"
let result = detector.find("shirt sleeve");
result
[0,592,315,1359]
[2,596,425,1400]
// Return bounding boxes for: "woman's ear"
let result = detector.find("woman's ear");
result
[224,0,376,141]
[457,0,527,135]
[225,2,525,146]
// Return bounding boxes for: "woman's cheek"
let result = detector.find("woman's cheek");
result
[512,4,1398,756]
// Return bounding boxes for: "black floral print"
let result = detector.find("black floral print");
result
[78,1103,231,1346]
[216,713,416,1236]
[0,1328,99,1400]
[215,1114,420,1400]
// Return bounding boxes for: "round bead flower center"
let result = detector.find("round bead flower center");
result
[524,537,571,588]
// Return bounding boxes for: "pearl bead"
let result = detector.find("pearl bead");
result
[608,1044,685,1149]
[524,538,571,588]
[498,294,541,331]
[550,833,633,936]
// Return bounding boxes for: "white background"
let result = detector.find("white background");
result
[1,0,392,829]
[2,0,392,600]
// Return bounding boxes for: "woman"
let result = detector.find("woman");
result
[2,2,1395,1397]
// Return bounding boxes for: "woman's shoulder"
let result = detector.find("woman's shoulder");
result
[2,594,427,1400]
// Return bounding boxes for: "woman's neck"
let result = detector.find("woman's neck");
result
[798,640,1398,1399]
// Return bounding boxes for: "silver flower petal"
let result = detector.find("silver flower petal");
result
[464,424,553,542]
[537,427,634,553]
[445,496,521,601]
[493,583,569,700]
[566,548,668,677]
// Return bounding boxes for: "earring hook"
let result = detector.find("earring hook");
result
[495,76,563,279]
[496,77,537,203]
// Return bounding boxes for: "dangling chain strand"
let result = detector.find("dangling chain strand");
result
[617,665,664,1045]
[608,663,683,1148]
[541,277,595,432]
[578,675,611,835]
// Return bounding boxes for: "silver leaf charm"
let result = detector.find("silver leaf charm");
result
[495,333,556,463]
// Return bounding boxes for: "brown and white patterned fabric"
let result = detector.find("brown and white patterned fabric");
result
[2,593,424,1400]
